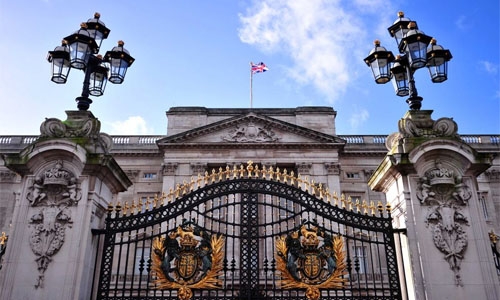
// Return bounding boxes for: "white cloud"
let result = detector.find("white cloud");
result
[349,109,369,131]
[455,15,470,31]
[107,116,153,135]
[479,60,499,74]
[238,0,367,102]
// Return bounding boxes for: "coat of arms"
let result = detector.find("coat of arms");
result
[276,220,347,300]
[151,219,224,300]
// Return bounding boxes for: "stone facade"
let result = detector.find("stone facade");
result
[0,106,499,299]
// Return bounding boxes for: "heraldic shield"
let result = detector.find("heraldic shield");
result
[276,220,347,300]
[151,219,224,300]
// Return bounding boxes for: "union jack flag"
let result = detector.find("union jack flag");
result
[251,62,269,74]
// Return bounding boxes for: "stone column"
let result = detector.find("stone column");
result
[324,162,341,194]
[0,111,131,300]
[369,110,500,300]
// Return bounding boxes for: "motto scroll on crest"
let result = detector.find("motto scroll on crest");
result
[275,220,347,300]
[151,219,224,300]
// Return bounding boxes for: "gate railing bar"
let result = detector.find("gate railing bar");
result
[90,228,106,300]
[489,231,500,275]
[394,228,409,300]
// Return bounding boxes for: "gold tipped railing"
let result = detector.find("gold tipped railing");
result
[107,161,391,218]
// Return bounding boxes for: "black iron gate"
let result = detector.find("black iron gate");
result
[93,163,403,300]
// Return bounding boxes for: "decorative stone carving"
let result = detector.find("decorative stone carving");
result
[399,115,457,138]
[190,163,207,175]
[39,111,113,153]
[0,170,17,182]
[222,122,279,142]
[386,111,460,151]
[363,169,375,180]
[124,169,141,180]
[416,159,472,286]
[297,163,312,175]
[162,163,178,176]
[484,168,500,181]
[324,163,340,175]
[26,160,81,288]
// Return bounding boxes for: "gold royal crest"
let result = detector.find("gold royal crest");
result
[151,219,224,300]
[276,220,347,300]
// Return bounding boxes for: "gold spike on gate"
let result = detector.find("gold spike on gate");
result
[239,164,245,178]
[254,164,260,178]
[362,199,368,215]
[153,194,159,209]
[232,165,238,179]
[261,165,267,179]
[197,173,203,188]
[182,180,188,195]
[190,177,195,191]
[246,161,254,177]
[168,188,174,203]
[123,202,130,216]
[204,171,209,185]
[175,184,181,198]
[268,166,274,180]
[369,201,376,216]
[211,169,216,183]
[115,201,122,216]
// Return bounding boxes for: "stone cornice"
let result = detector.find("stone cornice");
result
[157,113,345,147]
[157,142,344,150]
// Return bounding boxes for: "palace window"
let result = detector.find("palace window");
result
[353,245,367,274]
[346,172,360,179]
[134,246,150,275]
[143,172,157,179]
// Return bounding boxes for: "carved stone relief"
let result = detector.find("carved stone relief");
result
[162,163,178,176]
[0,170,17,182]
[416,159,472,286]
[39,112,113,153]
[324,163,340,175]
[484,168,500,181]
[222,122,279,142]
[297,163,312,175]
[386,111,459,151]
[124,169,140,180]
[26,160,82,288]
[190,163,207,175]
[363,169,375,180]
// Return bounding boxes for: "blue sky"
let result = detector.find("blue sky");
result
[0,0,498,135]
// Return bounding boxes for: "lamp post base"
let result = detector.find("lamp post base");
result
[75,96,93,111]
[406,96,423,110]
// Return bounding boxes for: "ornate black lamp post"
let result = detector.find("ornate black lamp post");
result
[47,13,135,111]
[364,12,452,110]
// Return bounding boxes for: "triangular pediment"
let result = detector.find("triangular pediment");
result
[157,112,345,149]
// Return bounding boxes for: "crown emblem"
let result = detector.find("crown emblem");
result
[425,160,455,186]
[44,160,71,185]
[177,226,199,248]
[300,225,320,248]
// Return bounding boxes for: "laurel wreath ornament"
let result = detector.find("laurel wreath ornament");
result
[276,234,347,300]
[151,234,224,300]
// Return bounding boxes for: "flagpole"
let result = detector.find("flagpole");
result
[250,62,253,108]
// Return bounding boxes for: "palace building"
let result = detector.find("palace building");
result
[0,106,499,299]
